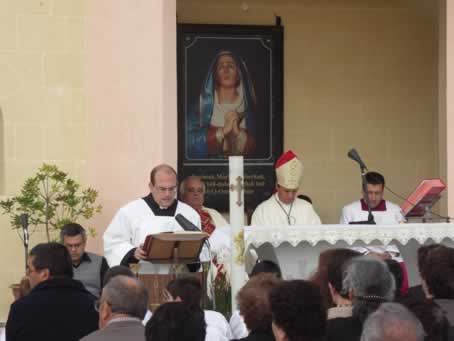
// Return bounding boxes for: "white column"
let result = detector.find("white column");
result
[229,156,247,311]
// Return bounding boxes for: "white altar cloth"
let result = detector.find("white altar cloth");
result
[244,223,454,286]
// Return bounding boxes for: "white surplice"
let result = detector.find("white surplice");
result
[251,193,322,226]
[103,198,206,273]
[339,200,405,225]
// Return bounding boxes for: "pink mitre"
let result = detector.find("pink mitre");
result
[275,150,304,190]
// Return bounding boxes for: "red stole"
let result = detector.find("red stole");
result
[360,199,387,211]
[197,208,216,235]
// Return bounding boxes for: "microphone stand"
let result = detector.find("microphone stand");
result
[349,165,376,225]
[360,166,376,224]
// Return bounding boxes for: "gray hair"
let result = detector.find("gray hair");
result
[361,303,425,341]
[102,275,148,319]
[342,256,395,323]
[179,176,205,197]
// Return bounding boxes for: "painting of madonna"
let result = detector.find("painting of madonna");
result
[187,50,258,159]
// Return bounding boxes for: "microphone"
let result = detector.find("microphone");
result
[175,213,201,232]
[347,148,368,171]
[20,213,29,247]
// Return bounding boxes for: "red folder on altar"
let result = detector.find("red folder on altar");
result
[400,178,446,217]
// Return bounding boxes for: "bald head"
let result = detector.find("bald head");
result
[180,176,205,210]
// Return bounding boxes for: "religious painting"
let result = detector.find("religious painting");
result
[177,24,283,214]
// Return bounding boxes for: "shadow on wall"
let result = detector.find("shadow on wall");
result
[0,107,4,195]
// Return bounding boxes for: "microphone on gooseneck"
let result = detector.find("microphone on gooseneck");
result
[175,213,201,232]
[20,213,29,247]
[347,148,368,171]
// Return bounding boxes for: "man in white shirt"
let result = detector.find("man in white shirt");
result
[340,171,405,225]
[103,164,203,270]
[251,150,321,226]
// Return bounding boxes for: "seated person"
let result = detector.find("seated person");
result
[326,256,395,341]
[233,273,281,341]
[270,280,326,341]
[361,303,424,341]
[164,275,232,341]
[6,242,98,341]
[81,275,148,341]
[340,171,405,224]
[180,176,231,253]
[145,302,206,341]
[230,260,282,339]
[61,222,109,297]
[252,150,321,226]
[310,248,361,309]
[419,246,454,338]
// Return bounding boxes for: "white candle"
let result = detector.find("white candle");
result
[229,156,247,312]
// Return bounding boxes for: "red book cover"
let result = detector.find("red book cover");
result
[401,178,446,217]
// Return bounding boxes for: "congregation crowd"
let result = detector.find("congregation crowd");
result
[5,240,454,341]
[5,151,453,341]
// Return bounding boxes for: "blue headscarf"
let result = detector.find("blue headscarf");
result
[187,51,257,159]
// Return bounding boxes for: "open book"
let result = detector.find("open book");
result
[400,178,446,217]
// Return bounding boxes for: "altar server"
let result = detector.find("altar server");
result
[103,164,206,271]
[340,171,405,225]
[251,150,321,226]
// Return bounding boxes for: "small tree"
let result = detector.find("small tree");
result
[0,164,102,242]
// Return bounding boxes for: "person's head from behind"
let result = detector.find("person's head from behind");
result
[342,256,395,323]
[270,280,326,341]
[237,273,281,332]
[27,242,73,288]
[384,259,404,295]
[102,265,135,288]
[406,301,449,341]
[420,246,454,299]
[179,176,205,210]
[325,248,361,307]
[149,164,178,209]
[60,222,87,266]
[417,244,445,271]
[250,260,282,279]
[98,275,148,329]
[145,302,206,341]
[360,303,424,341]
[166,275,202,307]
[364,171,385,209]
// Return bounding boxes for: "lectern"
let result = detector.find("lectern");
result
[137,231,209,310]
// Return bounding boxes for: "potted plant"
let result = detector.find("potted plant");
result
[0,163,102,280]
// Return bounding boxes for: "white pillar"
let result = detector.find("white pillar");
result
[229,156,247,311]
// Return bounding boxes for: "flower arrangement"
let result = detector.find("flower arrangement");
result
[207,246,232,319]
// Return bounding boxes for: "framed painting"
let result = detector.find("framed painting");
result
[177,23,284,216]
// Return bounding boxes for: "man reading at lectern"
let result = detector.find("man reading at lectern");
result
[340,171,405,225]
[103,164,204,271]
[251,150,321,226]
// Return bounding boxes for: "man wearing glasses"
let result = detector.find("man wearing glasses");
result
[6,243,98,341]
[251,150,321,226]
[103,164,202,270]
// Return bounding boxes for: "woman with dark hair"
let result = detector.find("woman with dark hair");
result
[145,302,206,341]
[187,50,257,158]
[420,246,454,338]
[310,248,361,309]
[270,280,326,341]
[233,273,281,341]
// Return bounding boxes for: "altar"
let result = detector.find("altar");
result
[244,223,454,286]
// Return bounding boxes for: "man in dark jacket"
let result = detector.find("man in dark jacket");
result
[6,242,99,341]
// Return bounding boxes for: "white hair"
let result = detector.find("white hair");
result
[361,302,425,341]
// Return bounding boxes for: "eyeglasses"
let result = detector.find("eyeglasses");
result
[187,188,204,194]
[155,186,177,194]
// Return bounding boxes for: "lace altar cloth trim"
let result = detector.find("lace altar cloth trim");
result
[244,223,454,248]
